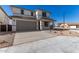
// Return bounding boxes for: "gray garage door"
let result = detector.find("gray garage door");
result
[16,20,36,32]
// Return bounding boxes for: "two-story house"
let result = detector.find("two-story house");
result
[0,6,54,32]
[10,6,53,32]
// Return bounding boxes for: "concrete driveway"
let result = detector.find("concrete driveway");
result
[13,31,53,45]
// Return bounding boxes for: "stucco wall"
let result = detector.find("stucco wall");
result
[36,10,43,19]
[24,10,31,16]
[35,10,50,19]
[70,26,76,28]
[46,12,50,17]
[11,7,32,16]
[11,7,21,14]
[76,25,79,28]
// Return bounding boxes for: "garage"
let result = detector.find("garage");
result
[16,20,36,32]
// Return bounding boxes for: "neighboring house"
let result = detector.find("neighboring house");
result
[10,6,53,32]
[58,23,79,29]
[0,6,54,32]
[68,23,79,29]
[0,6,16,32]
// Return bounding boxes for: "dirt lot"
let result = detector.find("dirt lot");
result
[51,30,79,37]
[0,32,15,48]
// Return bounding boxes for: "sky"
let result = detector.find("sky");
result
[1,5,79,23]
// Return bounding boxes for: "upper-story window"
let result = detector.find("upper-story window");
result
[21,9,24,15]
[42,12,47,17]
[31,12,33,16]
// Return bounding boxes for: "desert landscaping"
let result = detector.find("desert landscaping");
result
[51,30,79,37]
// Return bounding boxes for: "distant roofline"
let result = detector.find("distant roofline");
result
[0,6,11,19]
[58,22,79,24]
[58,23,79,25]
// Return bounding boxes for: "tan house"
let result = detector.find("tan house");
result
[58,23,79,29]
[0,6,54,32]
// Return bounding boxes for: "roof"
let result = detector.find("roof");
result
[11,15,55,21]
[10,5,33,12]
[42,17,54,21]
[10,16,36,19]
[10,5,51,14]
[68,23,79,26]
[0,6,11,19]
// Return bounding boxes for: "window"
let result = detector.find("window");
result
[1,25,6,32]
[44,22,48,27]
[21,9,24,14]
[42,12,47,17]
[31,12,33,16]
[8,25,12,31]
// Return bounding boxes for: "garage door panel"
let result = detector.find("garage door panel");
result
[16,20,36,31]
